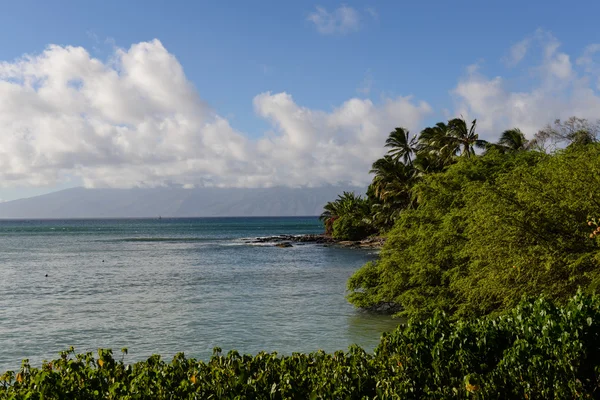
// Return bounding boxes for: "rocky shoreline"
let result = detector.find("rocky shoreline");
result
[244,234,385,249]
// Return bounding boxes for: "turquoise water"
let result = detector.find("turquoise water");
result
[0,217,399,371]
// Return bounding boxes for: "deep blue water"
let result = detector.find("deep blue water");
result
[0,217,398,371]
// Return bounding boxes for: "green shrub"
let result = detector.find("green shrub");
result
[348,145,600,319]
[375,291,600,398]
[3,293,600,399]
[332,215,373,241]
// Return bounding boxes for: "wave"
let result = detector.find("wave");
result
[115,237,224,243]
[223,241,278,247]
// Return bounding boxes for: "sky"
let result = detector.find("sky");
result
[1,0,599,202]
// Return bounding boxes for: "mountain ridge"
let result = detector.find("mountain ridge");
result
[0,186,367,219]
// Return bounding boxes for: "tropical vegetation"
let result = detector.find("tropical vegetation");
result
[3,293,600,399]
[318,116,600,319]
[3,116,600,398]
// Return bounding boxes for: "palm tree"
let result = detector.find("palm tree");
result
[319,200,340,235]
[497,128,529,151]
[319,191,370,234]
[319,201,340,223]
[416,122,456,170]
[367,155,417,230]
[336,192,368,217]
[369,155,413,200]
[419,122,449,151]
[385,127,418,166]
[447,118,488,157]
[369,200,403,230]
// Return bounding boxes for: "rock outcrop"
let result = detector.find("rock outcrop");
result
[247,234,385,249]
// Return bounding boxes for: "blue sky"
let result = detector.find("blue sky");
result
[1,1,599,201]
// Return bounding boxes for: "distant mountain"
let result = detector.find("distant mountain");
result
[0,186,368,218]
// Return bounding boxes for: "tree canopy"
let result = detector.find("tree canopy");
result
[320,115,600,318]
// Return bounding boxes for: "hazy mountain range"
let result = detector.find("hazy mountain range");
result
[0,186,367,219]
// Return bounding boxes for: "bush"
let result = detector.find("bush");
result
[375,291,600,398]
[348,145,600,319]
[332,215,373,241]
[3,293,600,399]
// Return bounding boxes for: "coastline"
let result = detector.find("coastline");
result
[245,234,386,249]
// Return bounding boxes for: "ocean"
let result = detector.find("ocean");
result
[0,217,398,371]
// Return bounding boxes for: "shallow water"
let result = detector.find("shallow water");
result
[0,217,399,371]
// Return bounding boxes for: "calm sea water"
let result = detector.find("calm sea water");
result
[0,217,398,371]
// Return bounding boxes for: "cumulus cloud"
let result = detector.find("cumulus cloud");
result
[3,32,600,191]
[252,92,431,187]
[453,30,600,140]
[307,5,361,35]
[0,40,431,189]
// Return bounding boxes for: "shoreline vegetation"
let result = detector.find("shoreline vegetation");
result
[316,116,600,321]
[3,293,600,398]
[3,116,600,397]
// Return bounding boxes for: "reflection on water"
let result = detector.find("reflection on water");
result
[346,313,404,349]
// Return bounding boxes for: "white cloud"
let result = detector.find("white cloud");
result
[577,43,600,69]
[307,5,361,35]
[251,92,431,187]
[577,43,600,90]
[0,40,431,189]
[3,32,599,192]
[453,31,600,140]
[503,29,565,70]
[505,38,531,67]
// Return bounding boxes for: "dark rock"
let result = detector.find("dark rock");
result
[275,242,293,248]
[244,233,384,249]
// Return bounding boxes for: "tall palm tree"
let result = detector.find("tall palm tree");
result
[497,128,529,151]
[369,155,413,200]
[418,122,449,151]
[367,155,417,230]
[447,118,488,157]
[385,127,418,166]
[416,122,456,169]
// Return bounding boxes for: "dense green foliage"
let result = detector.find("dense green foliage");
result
[331,215,374,241]
[319,192,372,240]
[4,117,598,398]
[322,117,600,236]
[3,293,600,399]
[317,115,600,318]
[348,144,600,318]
